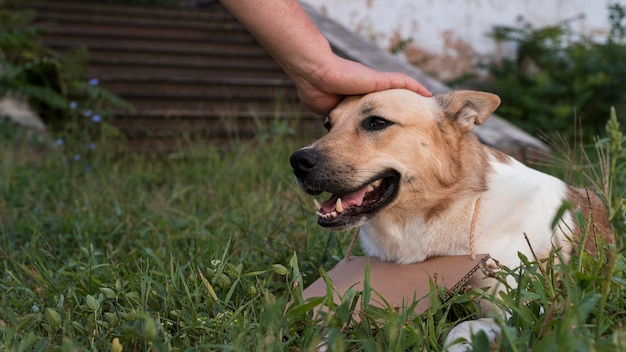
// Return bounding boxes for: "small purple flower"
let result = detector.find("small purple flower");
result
[69,101,77,109]
[92,115,102,123]
[85,165,93,172]
[88,78,99,86]
[87,143,96,150]
[84,110,93,118]
[55,138,64,146]
[73,154,81,161]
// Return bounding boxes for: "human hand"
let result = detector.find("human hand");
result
[219,0,430,115]
[290,55,432,115]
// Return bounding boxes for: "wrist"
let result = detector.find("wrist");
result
[281,37,334,87]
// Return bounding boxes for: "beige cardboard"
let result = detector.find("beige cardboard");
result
[303,254,489,316]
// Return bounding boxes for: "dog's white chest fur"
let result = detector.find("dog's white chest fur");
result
[358,154,574,268]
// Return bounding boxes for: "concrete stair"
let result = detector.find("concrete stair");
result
[32,0,321,150]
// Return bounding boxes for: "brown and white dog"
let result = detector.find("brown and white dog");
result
[289,89,614,350]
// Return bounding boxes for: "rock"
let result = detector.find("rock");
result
[0,95,50,150]
[0,95,46,131]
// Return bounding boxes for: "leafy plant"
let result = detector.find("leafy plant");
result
[0,1,66,110]
[597,108,626,236]
[0,0,131,130]
[476,2,626,142]
[535,107,626,239]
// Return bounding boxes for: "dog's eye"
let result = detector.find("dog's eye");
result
[362,116,393,131]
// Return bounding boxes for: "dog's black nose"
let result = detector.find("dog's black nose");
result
[290,148,319,177]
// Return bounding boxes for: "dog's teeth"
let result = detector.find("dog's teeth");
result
[314,199,322,210]
[371,179,382,188]
[336,198,344,213]
[316,206,340,219]
[367,185,375,193]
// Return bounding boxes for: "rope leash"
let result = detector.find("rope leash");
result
[469,196,481,260]
[345,229,360,262]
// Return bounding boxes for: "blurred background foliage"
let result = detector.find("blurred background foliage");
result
[461,2,626,142]
[0,0,130,131]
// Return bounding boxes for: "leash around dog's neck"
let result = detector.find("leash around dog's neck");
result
[345,229,360,262]
[469,196,481,260]
[344,196,482,261]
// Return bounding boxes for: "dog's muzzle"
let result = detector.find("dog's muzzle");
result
[290,147,400,230]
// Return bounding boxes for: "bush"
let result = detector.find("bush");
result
[476,2,626,142]
[0,1,66,111]
[0,0,130,130]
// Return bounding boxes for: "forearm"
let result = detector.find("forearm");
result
[220,0,332,81]
[220,0,431,114]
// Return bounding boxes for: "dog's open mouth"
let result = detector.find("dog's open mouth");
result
[312,171,399,228]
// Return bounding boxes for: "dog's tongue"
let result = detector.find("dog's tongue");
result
[321,186,368,213]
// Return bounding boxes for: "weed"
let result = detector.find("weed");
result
[472,2,626,142]
[0,0,131,132]
[0,107,624,350]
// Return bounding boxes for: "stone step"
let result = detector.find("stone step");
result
[87,53,278,71]
[43,23,254,44]
[93,75,293,94]
[112,93,303,111]
[32,1,235,28]
[114,108,316,120]
[112,112,323,138]
[30,0,315,149]
[85,64,285,81]
[37,16,243,42]
[43,37,265,57]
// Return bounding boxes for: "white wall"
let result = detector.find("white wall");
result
[307,0,621,80]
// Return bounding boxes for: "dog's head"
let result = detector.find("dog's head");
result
[290,89,500,230]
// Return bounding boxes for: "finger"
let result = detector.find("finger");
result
[406,78,433,97]
[298,89,342,115]
[381,72,432,97]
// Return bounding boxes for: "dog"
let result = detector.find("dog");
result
[289,89,614,350]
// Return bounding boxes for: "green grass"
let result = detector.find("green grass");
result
[0,118,625,351]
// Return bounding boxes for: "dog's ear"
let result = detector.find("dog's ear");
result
[435,91,501,132]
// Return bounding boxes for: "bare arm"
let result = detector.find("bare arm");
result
[220,0,432,115]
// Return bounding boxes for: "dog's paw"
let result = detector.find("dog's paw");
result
[444,318,500,352]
